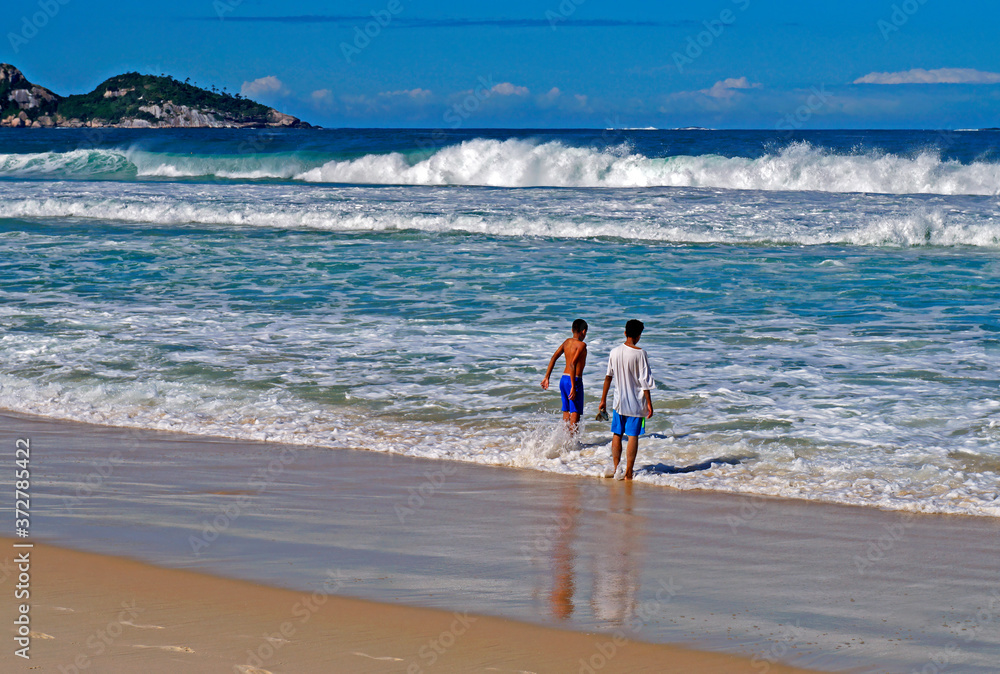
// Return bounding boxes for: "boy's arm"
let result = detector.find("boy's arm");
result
[599,375,613,411]
[640,350,654,417]
[540,343,565,390]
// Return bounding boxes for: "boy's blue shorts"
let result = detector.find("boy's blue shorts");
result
[612,410,645,437]
[559,375,584,414]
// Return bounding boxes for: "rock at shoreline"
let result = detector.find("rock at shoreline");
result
[0,64,312,129]
[1,64,60,126]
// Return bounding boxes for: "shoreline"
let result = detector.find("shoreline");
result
[3,408,1000,672]
[2,537,818,673]
[1,404,991,521]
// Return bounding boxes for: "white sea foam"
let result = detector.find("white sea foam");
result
[848,210,1000,247]
[2,371,998,519]
[4,141,1000,196]
[3,208,999,518]
[3,180,1000,248]
[294,140,1000,194]
[5,132,1000,522]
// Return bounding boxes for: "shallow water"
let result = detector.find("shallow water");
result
[2,128,1000,516]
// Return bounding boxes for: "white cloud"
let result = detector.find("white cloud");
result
[490,82,530,96]
[308,89,334,111]
[662,77,762,112]
[378,88,433,100]
[854,68,1000,85]
[699,77,762,99]
[534,87,590,112]
[241,76,289,98]
[537,87,562,108]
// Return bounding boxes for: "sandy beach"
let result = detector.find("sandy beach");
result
[3,537,823,673]
[3,409,1000,672]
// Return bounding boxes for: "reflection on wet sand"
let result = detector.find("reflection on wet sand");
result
[549,484,578,620]
[540,482,645,628]
[591,483,643,627]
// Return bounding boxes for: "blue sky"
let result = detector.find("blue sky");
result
[4,0,1000,128]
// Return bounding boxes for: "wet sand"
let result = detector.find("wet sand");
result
[3,538,821,673]
[2,410,999,672]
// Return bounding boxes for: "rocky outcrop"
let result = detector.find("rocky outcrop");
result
[267,109,301,127]
[0,63,60,124]
[103,87,135,99]
[0,64,312,129]
[135,101,237,127]
[49,101,303,129]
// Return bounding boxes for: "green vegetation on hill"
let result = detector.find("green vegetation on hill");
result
[57,72,273,123]
[1,65,307,127]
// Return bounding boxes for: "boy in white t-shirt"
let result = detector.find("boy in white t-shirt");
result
[598,319,654,480]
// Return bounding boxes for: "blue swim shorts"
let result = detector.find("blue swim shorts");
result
[611,410,645,437]
[560,375,584,414]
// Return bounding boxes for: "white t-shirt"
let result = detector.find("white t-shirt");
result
[606,344,655,417]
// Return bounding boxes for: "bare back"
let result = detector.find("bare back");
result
[561,337,588,377]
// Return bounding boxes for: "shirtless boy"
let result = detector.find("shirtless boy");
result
[599,319,654,480]
[541,319,589,433]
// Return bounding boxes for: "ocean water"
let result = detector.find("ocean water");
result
[2,128,1000,517]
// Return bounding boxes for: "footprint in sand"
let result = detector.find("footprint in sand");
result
[132,645,194,653]
[29,632,54,639]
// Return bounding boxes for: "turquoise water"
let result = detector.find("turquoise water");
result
[2,128,1000,516]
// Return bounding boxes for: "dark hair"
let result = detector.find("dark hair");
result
[572,318,588,333]
[625,319,644,339]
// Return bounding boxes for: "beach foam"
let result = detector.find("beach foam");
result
[2,219,998,519]
[3,180,1000,248]
[3,367,999,518]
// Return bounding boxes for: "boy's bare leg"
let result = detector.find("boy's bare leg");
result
[562,411,579,435]
[624,435,639,479]
[611,433,623,470]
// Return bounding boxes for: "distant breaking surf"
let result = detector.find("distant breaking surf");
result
[5,139,1000,196]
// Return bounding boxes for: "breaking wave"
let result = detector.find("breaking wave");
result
[295,140,1000,194]
[3,186,1000,248]
[4,140,1000,195]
